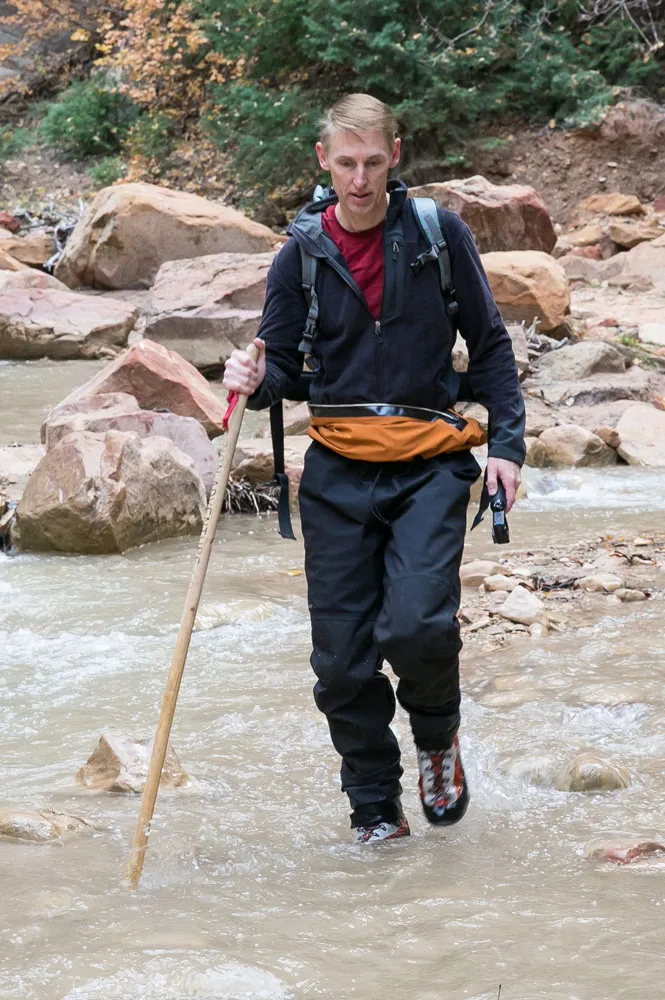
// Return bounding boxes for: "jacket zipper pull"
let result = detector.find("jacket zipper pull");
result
[392,240,399,263]
[375,320,382,340]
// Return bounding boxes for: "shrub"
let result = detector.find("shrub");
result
[0,125,36,159]
[125,110,177,160]
[40,78,139,158]
[88,156,126,187]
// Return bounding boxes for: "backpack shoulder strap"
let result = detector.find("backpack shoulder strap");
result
[298,246,319,361]
[410,197,459,329]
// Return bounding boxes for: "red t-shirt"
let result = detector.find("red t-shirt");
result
[321,205,384,320]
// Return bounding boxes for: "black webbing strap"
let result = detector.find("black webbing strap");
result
[269,402,296,540]
[298,251,319,366]
[411,197,459,330]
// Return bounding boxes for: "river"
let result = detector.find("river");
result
[1,360,665,1000]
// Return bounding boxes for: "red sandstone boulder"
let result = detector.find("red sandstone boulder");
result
[481,251,569,331]
[13,429,206,554]
[145,251,276,372]
[0,288,137,360]
[408,175,556,254]
[41,392,218,492]
[52,339,228,437]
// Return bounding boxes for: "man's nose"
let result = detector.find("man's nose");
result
[352,166,368,188]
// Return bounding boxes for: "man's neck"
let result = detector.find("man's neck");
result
[334,192,389,233]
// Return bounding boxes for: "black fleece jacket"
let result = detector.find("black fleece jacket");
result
[248,180,526,466]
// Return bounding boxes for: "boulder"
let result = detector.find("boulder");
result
[55,182,279,290]
[460,559,504,587]
[615,404,665,467]
[231,435,311,489]
[617,242,665,292]
[13,430,206,554]
[526,425,617,468]
[52,339,228,437]
[532,368,662,408]
[595,425,621,449]
[481,251,569,331]
[42,393,218,493]
[0,212,20,233]
[0,443,45,504]
[608,220,663,249]
[0,808,91,843]
[0,246,28,271]
[408,176,556,253]
[575,574,623,593]
[145,251,276,372]
[283,401,311,436]
[0,269,69,292]
[0,227,55,266]
[555,752,631,792]
[534,341,625,381]
[560,253,625,284]
[584,840,665,865]
[566,224,603,247]
[0,288,137,360]
[524,397,557,437]
[578,193,645,216]
[639,322,665,347]
[77,730,190,793]
[497,585,544,626]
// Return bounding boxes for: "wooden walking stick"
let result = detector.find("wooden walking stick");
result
[125,344,259,888]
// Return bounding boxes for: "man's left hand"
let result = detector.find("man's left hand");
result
[486,458,521,513]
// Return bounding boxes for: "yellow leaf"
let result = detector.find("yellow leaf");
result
[70,28,90,42]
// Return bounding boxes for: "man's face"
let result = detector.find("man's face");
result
[315,129,401,224]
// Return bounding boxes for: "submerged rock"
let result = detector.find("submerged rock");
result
[77,731,190,793]
[556,752,631,792]
[584,839,665,865]
[575,573,623,593]
[0,808,91,843]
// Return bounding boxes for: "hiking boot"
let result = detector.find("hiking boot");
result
[351,800,410,844]
[417,736,469,826]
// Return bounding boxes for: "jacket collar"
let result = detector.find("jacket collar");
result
[288,179,408,258]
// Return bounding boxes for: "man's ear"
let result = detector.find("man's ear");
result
[315,141,329,171]
[390,138,401,169]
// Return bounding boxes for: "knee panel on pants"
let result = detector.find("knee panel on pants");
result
[375,574,462,675]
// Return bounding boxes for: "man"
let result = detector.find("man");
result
[224,94,525,843]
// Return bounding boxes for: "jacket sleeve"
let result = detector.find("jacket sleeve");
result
[443,210,526,467]
[245,238,307,411]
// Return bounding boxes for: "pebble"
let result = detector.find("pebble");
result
[460,559,504,587]
[576,573,623,593]
[615,588,647,602]
[498,585,546,626]
[529,622,546,637]
[483,573,519,592]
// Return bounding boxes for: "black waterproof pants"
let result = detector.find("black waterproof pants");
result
[298,441,481,813]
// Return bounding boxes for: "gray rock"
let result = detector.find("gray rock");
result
[534,341,625,381]
[526,425,617,468]
[615,403,665,467]
[460,559,504,587]
[0,808,91,843]
[77,730,190,793]
[498,585,545,626]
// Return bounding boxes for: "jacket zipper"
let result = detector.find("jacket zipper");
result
[374,320,384,399]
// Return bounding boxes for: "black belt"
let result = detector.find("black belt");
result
[308,402,468,431]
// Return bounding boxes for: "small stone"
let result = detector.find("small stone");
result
[584,839,665,865]
[605,594,622,606]
[498,585,545,626]
[555,752,631,792]
[77,730,190,793]
[529,622,546,638]
[632,537,652,546]
[460,559,504,587]
[615,588,647,602]
[483,573,519,592]
[0,808,91,843]
[575,573,623,593]
[594,425,620,449]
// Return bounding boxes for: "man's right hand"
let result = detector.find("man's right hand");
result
[222,339,266,396]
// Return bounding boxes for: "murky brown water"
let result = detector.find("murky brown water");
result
[2,361,665,1000]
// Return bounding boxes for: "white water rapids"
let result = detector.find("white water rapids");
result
[1,360,665,999]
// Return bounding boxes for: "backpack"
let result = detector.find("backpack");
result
[270,196,460,540]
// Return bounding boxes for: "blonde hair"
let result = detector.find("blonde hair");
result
[319,94,397,150]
